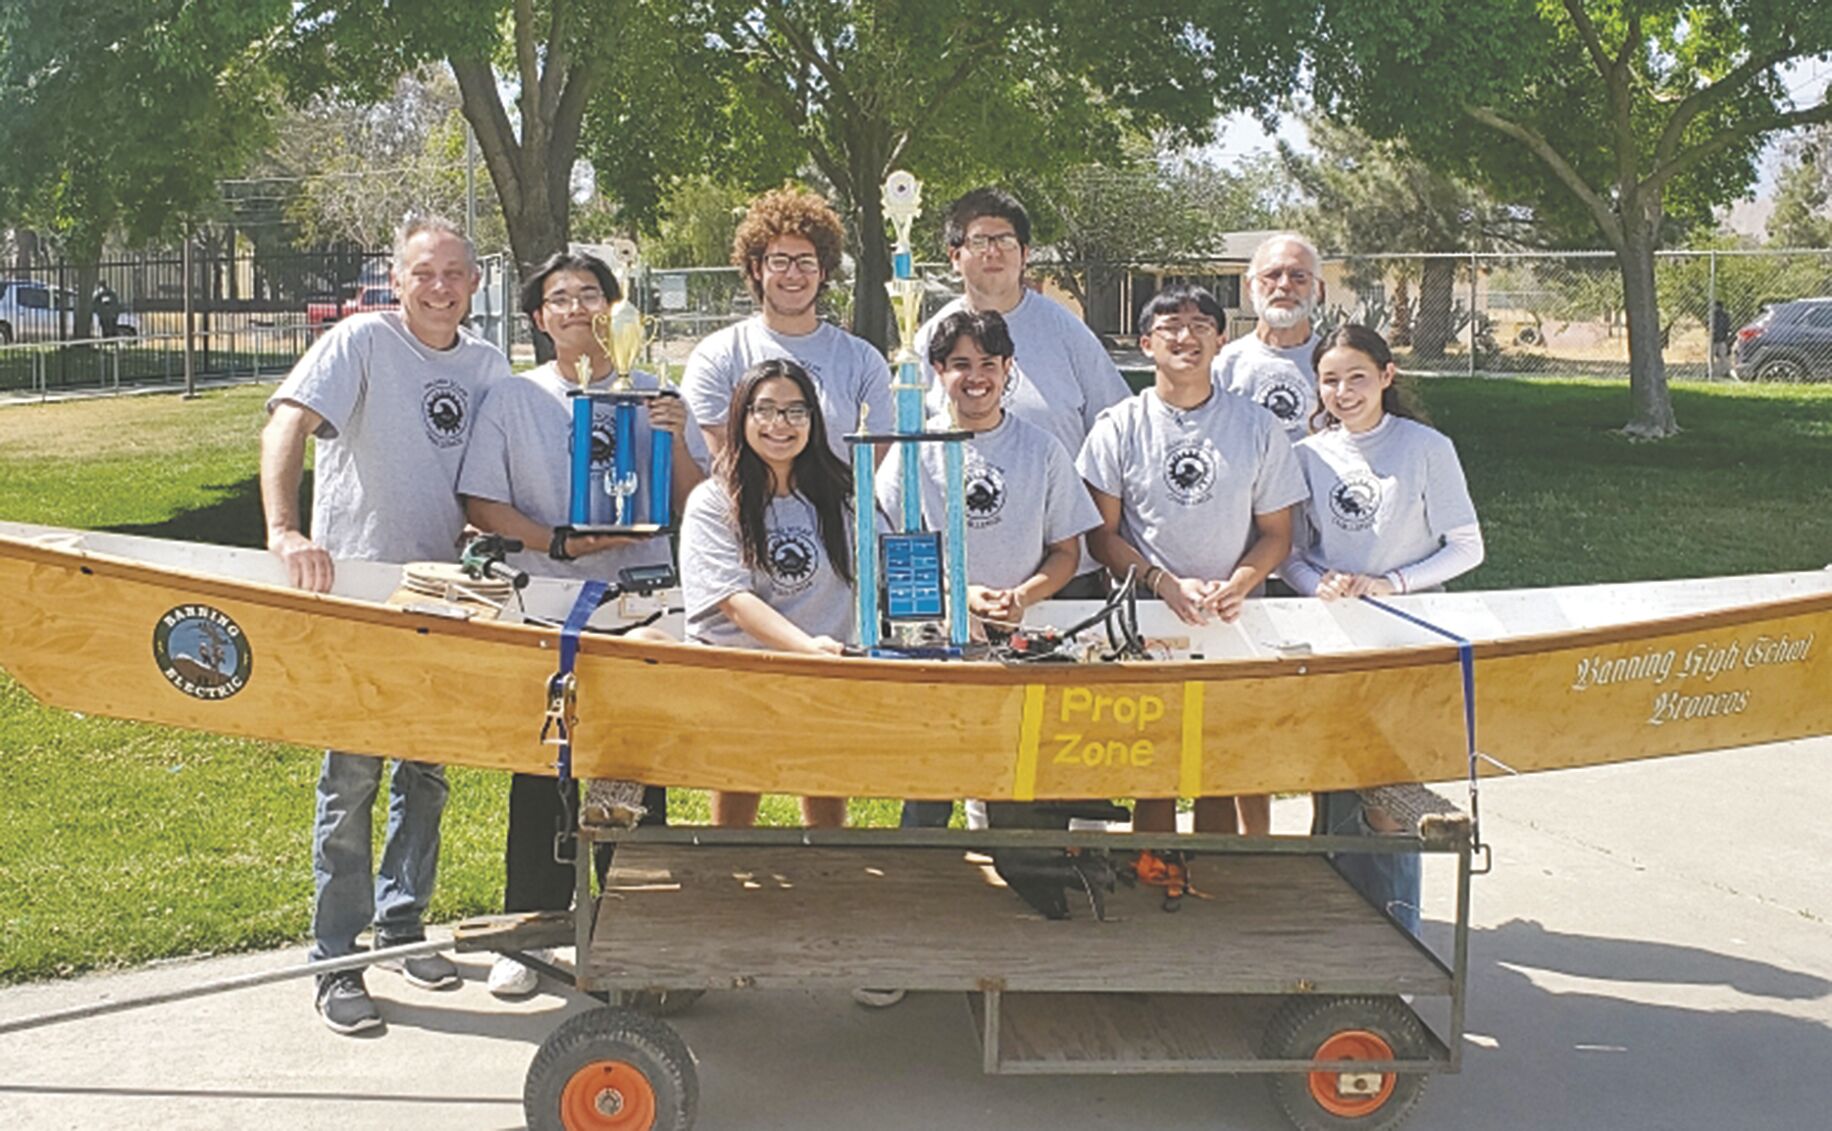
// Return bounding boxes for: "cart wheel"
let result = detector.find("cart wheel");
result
[618,988,706,1018]
[525,1006,698,1131]
[1261,996,1428,1131]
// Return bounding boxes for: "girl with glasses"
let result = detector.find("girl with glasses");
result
[679,359,858,828]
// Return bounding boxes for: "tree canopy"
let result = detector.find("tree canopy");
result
[1314,0,1832,437]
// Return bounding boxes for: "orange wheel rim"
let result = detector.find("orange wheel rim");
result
[559,1059,657,1131]
[1307,1029,1397,1117]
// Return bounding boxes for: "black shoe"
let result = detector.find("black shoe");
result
[377,942,461,990]
[315,970,382,1035]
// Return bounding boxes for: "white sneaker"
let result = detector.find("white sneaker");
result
[851,987,907,1008]
[488,952,544,998]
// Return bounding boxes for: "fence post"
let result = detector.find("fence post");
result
[1706,250,1718,380]
[1468,250,1478,377]
[182,231,197,398]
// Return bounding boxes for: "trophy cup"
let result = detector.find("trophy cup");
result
[560,242,678,534]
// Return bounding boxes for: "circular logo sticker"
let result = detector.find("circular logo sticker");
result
[153,605,252,700]
[421,379,470,448]
[963,462,1007,528]
[1165,442,1217,506]
[765,527,821,594]
[1257,377,1308,424]
[1328,472,1384,531]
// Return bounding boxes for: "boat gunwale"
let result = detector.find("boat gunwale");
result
[4,532,1830,689]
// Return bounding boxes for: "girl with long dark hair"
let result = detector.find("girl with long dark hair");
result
[1285,323,1485,934]
[679,359,856,828]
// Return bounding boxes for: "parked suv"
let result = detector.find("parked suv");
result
[0,279,139,344]
[1732,297,1832,382]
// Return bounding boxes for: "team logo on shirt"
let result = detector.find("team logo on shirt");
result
[1002,363,1024,405]
[1328,472,1384,531]
[1165,442,1217,506]
[1257,378,1308,425]
[152,605,252,700]
[963,462,1006,527]
[421,380,470,448]
[766,527,821,595]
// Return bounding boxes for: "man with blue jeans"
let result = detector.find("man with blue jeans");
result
[261,216,509,1034]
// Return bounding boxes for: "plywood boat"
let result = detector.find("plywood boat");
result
[1,520,1826,800]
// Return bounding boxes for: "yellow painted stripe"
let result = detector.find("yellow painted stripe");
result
[1179,681,1205,798]
[1013,684,1046,801]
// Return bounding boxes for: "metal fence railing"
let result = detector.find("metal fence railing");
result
[7,246,1829,398]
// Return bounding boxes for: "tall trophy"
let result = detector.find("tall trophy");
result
[560,242,678,534]
[847,170,972,653]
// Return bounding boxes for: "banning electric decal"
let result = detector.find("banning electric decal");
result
[153,605,252,700]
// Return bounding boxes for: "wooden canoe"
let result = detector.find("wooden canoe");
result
[1,521,1827,799]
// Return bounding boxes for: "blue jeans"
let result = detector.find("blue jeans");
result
[900,800,954,828]
[309,751,449,961]
[1318,790,1421,936]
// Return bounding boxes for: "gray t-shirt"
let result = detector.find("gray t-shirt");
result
[679,480,856,648]
[1292,415,1479,579]
[1212,332,1319,440]
[267,310,508,562]
[680,316,895,460]
[917,289,1131,574]
[1077,388,1308,581]
[876,411,1101,591]
[456,362,711,582]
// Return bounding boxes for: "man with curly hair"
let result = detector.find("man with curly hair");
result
[682,186,894,461]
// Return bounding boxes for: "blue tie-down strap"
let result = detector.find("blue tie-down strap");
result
[540,581,608,785]
[1361,596,1489,871]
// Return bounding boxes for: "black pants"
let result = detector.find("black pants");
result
[504,774,668,914]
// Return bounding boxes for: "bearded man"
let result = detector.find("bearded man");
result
[1212,233,1326,439]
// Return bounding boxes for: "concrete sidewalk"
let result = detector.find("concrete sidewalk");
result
[4,737,1829,1130]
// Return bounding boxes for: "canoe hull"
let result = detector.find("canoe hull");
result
[1,525,1827,798]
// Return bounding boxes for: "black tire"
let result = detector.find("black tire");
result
[1262,996,1430,1131]
[1754,355,1808,383]
[617,988,706,1018]
[525,1006,698,1131]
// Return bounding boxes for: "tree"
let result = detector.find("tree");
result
[608,1,1311,349]
[0,0,285,335]
[280,1,612,293]
[1282,116,1534,359]
[1313,1,1832,437]
[1768,125,1832,247]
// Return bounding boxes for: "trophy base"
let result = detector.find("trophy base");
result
[567,523,674,537]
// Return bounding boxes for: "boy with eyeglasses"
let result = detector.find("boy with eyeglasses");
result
[457,250,708,997]
[1213,232,1327,440]
[681,187,894,463]
[1078,284,1306,837]
[915,187,1132,600]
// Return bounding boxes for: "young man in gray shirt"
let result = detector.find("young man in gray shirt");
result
[261,216,509,1034]
[1079,284,1306,838]
[915,187,1133,597]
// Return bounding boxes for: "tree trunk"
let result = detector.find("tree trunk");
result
[1413,256,1457,360]
[848,133,891,353]
[1617,214,1679,439]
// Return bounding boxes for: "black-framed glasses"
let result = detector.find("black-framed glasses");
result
[963,232,1022,254]
[749,403,813,426]
[762,253,822,275]
[542,288,608,311]
[1151,319,1219,340]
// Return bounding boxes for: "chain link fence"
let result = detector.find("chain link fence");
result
[9,245,1830,399]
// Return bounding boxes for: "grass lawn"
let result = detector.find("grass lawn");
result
[1,376,1829,983]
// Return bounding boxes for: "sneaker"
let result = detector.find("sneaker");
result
[377,944,461,990]
[851,987,907,1008]
[488,952,543,998]
[315,970,382,1035]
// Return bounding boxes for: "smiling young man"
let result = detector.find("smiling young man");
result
[260,216,509,1034]
[456,251,707,997]
[914,187,1133,598]
[681,187,894,463]
[1213,232,1327,440]
[881,308,1101,834]
[1077,284,1306,837]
